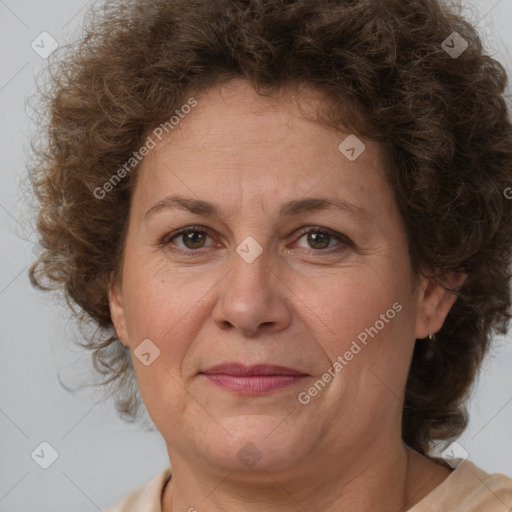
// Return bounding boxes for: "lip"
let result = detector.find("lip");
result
[199,363,308,395]
[200,363,306,376]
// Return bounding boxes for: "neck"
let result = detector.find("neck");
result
[161,441,450,512]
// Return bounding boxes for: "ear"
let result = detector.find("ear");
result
[414,270,467,339]
[108,274,129,347]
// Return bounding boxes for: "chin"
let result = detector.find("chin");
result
[200,416,308,473]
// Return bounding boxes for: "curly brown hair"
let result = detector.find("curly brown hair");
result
[28,0,512,456]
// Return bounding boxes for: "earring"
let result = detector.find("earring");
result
[428,333,435,341]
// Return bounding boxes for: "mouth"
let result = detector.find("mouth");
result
[199,363,309,395]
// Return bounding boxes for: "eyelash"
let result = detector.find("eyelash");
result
[160,224,353,255]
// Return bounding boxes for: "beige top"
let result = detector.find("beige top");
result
[104,460,512,511]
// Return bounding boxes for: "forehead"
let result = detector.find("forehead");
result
[147,80,342,159]
[132,79,394,222]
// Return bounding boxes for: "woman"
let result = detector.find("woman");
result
[29,0,512,510]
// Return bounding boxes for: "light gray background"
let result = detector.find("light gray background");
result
[1,0,511,510]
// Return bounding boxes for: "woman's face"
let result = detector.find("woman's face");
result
[109,78,456,476]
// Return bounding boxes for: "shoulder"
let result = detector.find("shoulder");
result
[104,466,172,512]
[411,460,512,511]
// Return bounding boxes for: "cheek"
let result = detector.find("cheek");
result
[121,260,223,390]
[302,280,414,423]
[297,264,415,374]
[121,256,210,340]
[121,266,204,425]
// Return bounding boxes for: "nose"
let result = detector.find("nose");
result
[211,247,292,338]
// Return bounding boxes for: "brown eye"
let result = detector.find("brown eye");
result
[180,231,207,249]
[305,232,331,250]
[295,227,349,251]
[164,226,213,251]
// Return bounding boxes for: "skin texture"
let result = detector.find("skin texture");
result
[109,78,462,511]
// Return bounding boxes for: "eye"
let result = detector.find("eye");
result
[161,225,352,254]
[163,226,215,251]
[293,227,351,252]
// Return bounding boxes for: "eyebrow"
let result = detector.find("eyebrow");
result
[143,195,371,222]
